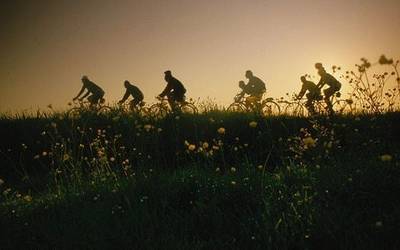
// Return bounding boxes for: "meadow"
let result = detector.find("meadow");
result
[0,107,399,249]
[1,57,400,249]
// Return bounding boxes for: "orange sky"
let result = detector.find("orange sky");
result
[1,0,400,112]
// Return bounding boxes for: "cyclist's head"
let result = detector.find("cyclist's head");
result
[245,70,253,78]
[300,76,306,82]
[124,80,130,88]
[81,75,89,81]
[164,70,172,81]
[239,81,245,89]
[315,63,324,70]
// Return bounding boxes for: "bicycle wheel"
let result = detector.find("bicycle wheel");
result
[180,103,198,114]
[285,103,306,116]
[149,103,169,118]
[334,99,354,115]
[227,103,246,112]
[262,101,281,116]
[67,108,82,119]
[97,106,112,116]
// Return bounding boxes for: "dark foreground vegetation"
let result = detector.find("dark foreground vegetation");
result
[0,110,399,249]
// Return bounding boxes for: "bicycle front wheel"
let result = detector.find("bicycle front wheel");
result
[285,103,306,117]
[262,101,281,116]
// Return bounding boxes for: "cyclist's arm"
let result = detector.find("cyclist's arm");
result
[316,78,324,89]
[297,88,306,99]
[73,85,86,100]
[80,90,91,100]
[159,82,172,97]
[119,90,130,103]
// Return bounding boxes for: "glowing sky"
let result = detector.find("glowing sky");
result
[1,0,400,112]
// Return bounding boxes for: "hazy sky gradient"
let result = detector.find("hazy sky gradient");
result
[1,0,400,112]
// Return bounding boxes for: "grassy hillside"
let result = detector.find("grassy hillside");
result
[0,110,399,249]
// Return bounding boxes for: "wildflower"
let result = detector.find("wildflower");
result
[212,145,220,150]
[3,188,11,195]
[217,127,226,134]
[23,195,32,202]
[144,124,153,132]
[231,181,236,185]
[202,142,209,149]
[302,137,316,148]
[188,144,196,151]
[257,165,264,170]
[42,151,48,157]
[79,144,85,148]
[63,154,70,162]
[0,178,4,185]
[230,167,237,172]
[380,154,392,162]
[110,157,116,162]
[215,167,220,172]
[184,140,190,146]
[249,121,258,128]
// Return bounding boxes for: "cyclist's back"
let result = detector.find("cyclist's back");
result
[126,84,144,100]
[245,70,266,97]
[247,76,266,95]
[83,78,104,96]
[319,72,341,89]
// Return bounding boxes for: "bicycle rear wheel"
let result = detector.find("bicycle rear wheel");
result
[334,99,354,115]
[97,106,112,116]
[180,103,198,114]
[227,103,246,112]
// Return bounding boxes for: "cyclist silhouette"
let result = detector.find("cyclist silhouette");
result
[118,80,144,109]
[296,76,322,115]
[238,70,266,106]
[315,63,342,114]
[158,70,187,109]
[73,76,105,107]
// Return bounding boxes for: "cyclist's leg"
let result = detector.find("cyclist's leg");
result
[324,88,335,114]
[167,92,177,110]
[87,94,97,107]
[305,93,316,115]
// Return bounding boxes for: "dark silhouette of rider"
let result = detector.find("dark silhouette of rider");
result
[315,63,342,114]
[118,80,144,109]
[296,76,322,115]
[239,70,266,105]
[73,76,105,106]
[158,70,187,108]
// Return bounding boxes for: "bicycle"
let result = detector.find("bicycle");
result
[227,93,281,116]
[148,96,198,118]
[280,92,355,116]
[117,100,150,116]
[67,100,112,118]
